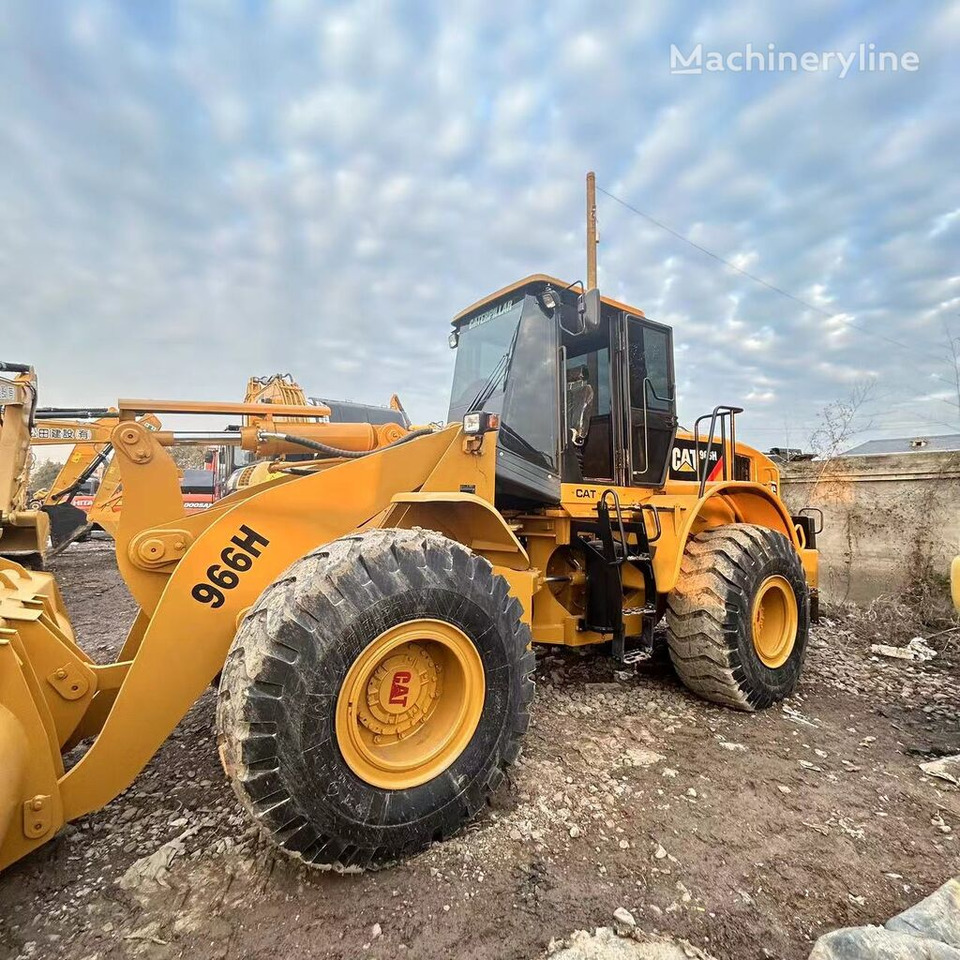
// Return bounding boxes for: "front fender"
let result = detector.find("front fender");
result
[382,492,530,570]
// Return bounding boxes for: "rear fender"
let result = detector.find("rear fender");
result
[654,482,802,594]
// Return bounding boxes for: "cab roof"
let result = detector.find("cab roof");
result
[451,274,646,325]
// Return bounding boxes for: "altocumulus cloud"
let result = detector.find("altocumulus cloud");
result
[1,0,959,451]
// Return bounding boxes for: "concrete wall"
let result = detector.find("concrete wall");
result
[780,451,960,604]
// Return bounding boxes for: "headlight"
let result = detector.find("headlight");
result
[540,287,558,312]
[462,412,499,435]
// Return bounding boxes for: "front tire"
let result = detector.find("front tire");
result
[216,528,535,869]
[665,524,809,711]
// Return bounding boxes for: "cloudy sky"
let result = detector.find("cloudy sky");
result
[3,0,959,457]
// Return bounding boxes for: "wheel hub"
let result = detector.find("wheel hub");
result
[356,643,441,741]
[335,620,485,790]
[751,575,798,669]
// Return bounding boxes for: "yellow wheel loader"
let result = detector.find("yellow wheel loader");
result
[0,177,819,872]
[0,363,49,567]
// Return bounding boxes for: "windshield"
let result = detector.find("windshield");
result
[447,294,560,478]
[447,299,523,422]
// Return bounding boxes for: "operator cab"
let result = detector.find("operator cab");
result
[448,276,678,507]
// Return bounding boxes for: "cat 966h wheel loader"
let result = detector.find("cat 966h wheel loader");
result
[0,175,819,872]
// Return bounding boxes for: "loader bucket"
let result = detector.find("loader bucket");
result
[0,557,75,868]
[0,508,50,569]
[43,502,91,549]
[0,703,29,848]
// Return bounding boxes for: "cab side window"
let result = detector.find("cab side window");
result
[562,314,615,482]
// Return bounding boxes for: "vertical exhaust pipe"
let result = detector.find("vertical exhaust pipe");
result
[586,171,598,290]
[579,172,601,331]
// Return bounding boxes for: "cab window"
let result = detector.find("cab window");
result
[562,313,615,482]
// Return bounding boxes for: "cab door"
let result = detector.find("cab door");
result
[622,314,677,486]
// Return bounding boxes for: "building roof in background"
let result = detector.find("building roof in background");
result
[842,434,960,456]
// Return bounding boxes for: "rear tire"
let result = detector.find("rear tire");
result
[217,527,535,869]
[665,524,809,711]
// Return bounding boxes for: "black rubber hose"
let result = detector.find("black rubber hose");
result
[259,427,435,460]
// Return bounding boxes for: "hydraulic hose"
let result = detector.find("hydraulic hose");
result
[258,427,434,460]
[34,408,114,420]
[49,443,114,503]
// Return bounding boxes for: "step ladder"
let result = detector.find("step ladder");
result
[580,489,662,665]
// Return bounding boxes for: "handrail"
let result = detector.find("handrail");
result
[600,489,628,560]
[694,405,744,497]
[632,377,678,479]
[639,503,662,543]
[559,345,568,451]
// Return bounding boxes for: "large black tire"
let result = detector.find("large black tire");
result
[216,527,535,870]
[665,524,809,711]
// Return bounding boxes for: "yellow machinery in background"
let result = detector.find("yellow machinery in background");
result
[226,373,413,491]
[0,363,49,566]
[26,374,414,553]
[0,175,820,873]
[31,413,116,508]
[31,412,163,550]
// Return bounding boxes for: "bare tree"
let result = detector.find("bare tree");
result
[809,379,875,458]
[942,316,960,418]
[806,378,876,497]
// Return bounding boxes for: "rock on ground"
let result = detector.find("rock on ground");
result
[545,927,716,960]
[809,926,960,959]
[887,877,960,948]
[809,876,960,959]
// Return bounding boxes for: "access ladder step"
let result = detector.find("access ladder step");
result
[619,647,652,665]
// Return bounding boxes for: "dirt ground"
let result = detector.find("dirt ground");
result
[1,541,958,960]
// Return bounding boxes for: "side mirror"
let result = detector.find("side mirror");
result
[578,288,601,333]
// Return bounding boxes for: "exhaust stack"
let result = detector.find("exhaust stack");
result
[586,171,598,290]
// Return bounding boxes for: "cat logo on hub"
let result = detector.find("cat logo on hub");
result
[389,671,412,707]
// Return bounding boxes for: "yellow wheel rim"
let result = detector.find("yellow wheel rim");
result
[335,620,485,790]
[751,575,798,668]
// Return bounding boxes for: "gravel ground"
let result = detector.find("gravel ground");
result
[0,540,958,960]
